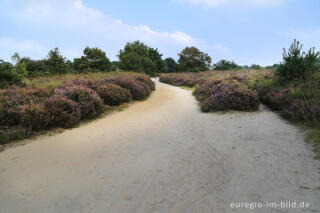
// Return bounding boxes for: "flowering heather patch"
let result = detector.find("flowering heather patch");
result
[194,80,260,112]
[193,79,223,102]
[159,69,273,87]
[134,75,155,91]
[160,71,264,112]
[260,88,292,111]
[44,95,81,128]
[67,78,100,90]
[159,73,199,87]
[0,72,154,144]
[0,95,21,126]
[58,85,104,119]
[97,84,131,106]
[253,75,320,125]
[20,104,50,131]
[106,77,149,100]
[2,86,54,105]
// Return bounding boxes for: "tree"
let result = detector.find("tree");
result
[177,47,211,72]
[45,47,67,74]
[148,47,165,73]
[75,47,112,72]
[118,41,162,76]
[250,64,262,70]
[0,59,26,88]
[242,65,250,69]
[111,61,119,71]
[276,39,320,83]
[11,52,21,64]
[19,57,45,76]
[162,57,177,73]
[213,59,240,70]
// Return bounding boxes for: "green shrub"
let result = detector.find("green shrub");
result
[19,57,45,77]
[44,47,68,74]
[276,39,320,83]
[213,59,240,70]
[75,47,112,73]
[0,60,26,88]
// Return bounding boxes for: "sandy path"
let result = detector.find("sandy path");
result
[0,80,319,213]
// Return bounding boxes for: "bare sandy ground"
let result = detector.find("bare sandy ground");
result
[0,80,319,213]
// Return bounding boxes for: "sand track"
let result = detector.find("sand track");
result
[0,80,319,213]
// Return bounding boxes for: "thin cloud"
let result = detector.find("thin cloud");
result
[6,0,198,46]
[173,0,286,8]
[0,37,47,61]
[0,0,204,60]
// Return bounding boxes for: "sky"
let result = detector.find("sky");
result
[0,0,319,66]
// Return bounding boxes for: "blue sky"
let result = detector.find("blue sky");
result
[0,0,319,66]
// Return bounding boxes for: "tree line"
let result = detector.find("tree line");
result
[1,40,272,87]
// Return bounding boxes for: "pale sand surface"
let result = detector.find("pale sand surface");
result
[0,80,319,213]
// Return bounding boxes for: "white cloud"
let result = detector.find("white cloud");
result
[0,0,204,60]
[7,0,197,46]
[0,38,47,61]
[173,0,286,8]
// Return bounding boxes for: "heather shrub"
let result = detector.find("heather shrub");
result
[68,78,100,90]
[44,95,81,127]
[134,75,155,91]
[193,79,222,102]
[2,86,53,105]
[0,73,155,144]
[281,99,320,122]
[159,74,198,87]
[58,85,103,118]
[0,127,30,145]
[263,88,292,111]
[106,77,148,100]
[20,104,50,131]
[97,84,131,106]
[0,95,21,126]
[197,80,259,112]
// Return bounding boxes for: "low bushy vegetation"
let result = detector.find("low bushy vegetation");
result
[194,79,259,112]
[160,70,269,112]
[97,84,131,106]
[0,72,155,144]
[249,40,320,157]
[159,69,272,87]
[0,59,27,88]
[193,78,260,112]
[275,39,319,83]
